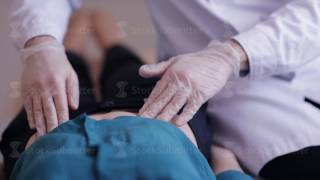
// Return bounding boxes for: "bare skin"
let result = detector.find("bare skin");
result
[26,111,197,148]
[211,146,244,174]
[63,9,93,57]
[92,111,197,146]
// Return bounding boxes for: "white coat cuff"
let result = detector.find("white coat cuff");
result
[234,28,276,79]
[10,25,66,50]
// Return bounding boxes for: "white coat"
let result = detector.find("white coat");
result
[10,0,320,175]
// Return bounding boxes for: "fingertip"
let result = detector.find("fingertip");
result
[67,73,80,110]
[36,129,45,137]
[139,98,153,115]
[140,107,161,120]
[47,127,54,133]
[69,101,79,110]
[46,122,58,132]
[139,104,147,115]
[140,112,151,119]
[68,92,79,110]
[157,114,172,122]
[74,84,80,108]
[138,110,144,117]
[59,117,69,125]
[62,114,70,124]
[156,115,166,121]
[139,60,172,78]
[175,121,186,127]
[27,114,35,129]
[140,109,156,119]
[25,100,35,129]
[63,119,69,124]
[29,122,35,129]
[57,109,69,125]
[54,94,69,125]
[139,65,153,78]
[173,116,188,127]
[177,121,186,127]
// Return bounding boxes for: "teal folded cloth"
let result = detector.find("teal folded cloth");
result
[10,114,251,180]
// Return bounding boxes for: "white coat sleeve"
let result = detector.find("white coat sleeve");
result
[9,0,83,49]
[234,0,320,78]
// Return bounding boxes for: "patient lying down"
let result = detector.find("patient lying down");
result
[8,9,251,180]
[20,110,251,180]
[26,110,196,148]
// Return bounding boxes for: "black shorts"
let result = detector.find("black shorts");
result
[260,98,320,180]
[0,45,213,179]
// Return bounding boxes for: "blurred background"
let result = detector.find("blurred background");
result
[0,0,156,137]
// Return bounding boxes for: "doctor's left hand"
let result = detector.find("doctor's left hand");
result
[21,36,79,136]
[139,40,248,126]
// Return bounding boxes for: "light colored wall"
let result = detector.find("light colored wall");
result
[0,0,22,132]
[84,0,156,61]
[0,0,156,135]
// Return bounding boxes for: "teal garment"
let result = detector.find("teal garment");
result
[10,114,251,180]
[217,171,252,180]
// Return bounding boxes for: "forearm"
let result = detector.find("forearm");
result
[233,0,320,78]
[10,0,81,49]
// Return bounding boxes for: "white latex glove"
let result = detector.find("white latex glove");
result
[139,40,244,126]
[21,38,79,136]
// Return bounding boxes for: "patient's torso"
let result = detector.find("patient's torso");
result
[11,115,214,180]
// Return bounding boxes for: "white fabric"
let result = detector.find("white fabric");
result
[9,0,82,49]
[208,77,320,175]
[145,0,320,175]
[9,0,320,175]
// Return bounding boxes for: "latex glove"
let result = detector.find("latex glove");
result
[139,40,243,126]
[21,38,79,136]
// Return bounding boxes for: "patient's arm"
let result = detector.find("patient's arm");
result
[26,110,197,149]
[211,146,244,174]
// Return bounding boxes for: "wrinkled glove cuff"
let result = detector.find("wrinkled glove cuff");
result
[206,40,242,79]
[20,40,65,62]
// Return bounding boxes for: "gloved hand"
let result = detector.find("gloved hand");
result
[139,40,243,126]
[21,37,79,136]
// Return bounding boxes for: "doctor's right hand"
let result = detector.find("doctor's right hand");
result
[139,40,248,126]
[21,36,79,136]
